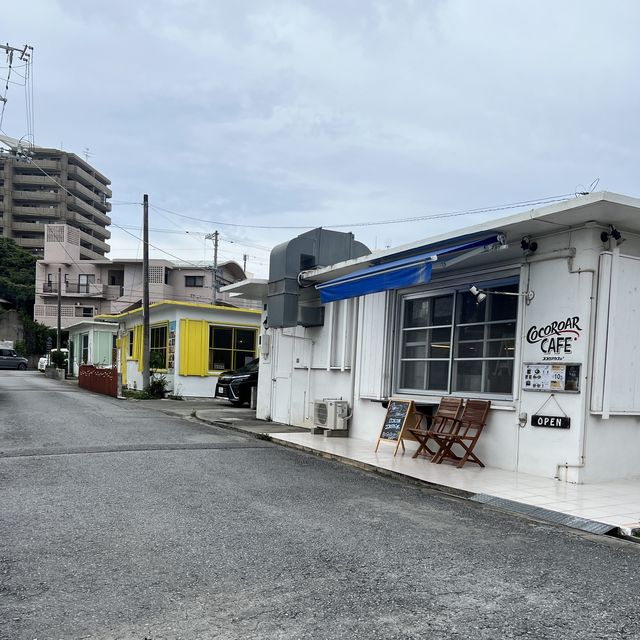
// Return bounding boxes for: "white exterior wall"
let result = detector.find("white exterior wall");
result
[259,224,640,483]
[514,228,596,482]
[582,234,640,482]
[257,312,354,425]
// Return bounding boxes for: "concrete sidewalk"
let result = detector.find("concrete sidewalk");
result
[189,401,640,541]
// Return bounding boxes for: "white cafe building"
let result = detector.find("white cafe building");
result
[226,192,640,484]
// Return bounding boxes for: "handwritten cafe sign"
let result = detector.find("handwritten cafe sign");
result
[526,316,582,360]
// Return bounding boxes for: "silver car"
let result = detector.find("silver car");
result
[0,348,28,370]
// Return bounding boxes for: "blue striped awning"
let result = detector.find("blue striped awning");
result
[316,235,501,303]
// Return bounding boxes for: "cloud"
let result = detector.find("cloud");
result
[2,1,639,276]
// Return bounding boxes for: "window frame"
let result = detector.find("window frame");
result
[208,324,258,372]
[395,277,519,400]
[185,275,205,288]
[150,323,169,370]
[80,333,89,364]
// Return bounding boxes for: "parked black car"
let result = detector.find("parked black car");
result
[215,358,259,406]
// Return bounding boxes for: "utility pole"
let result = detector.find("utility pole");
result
[0,43,33,130]
[205,231,219,303]
[243,254,247,274]
[142,194,150,390]
[56,267,62,351]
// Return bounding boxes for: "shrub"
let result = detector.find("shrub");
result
[146,373,167,399]
[50,350,67,369]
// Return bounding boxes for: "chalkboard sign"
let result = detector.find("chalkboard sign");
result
[375,399,419,456]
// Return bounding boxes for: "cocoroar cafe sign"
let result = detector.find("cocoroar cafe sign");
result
[526,316,582,360]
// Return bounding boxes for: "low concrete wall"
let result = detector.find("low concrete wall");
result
[78,365,117,397]
[44,367,65,381]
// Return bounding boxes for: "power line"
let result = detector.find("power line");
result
[110,221,207,268]
[115,224,271,258]
[145,193,576,230]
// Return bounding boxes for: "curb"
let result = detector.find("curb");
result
[195,412,266,437]
[193,411,635,542]
[195,411,473,499]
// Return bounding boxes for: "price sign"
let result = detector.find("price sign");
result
[522,363,581,393]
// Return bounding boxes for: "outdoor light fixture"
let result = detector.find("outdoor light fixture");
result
[469,285,487,304]
[469,285,535,305]
[520,236,538,253]
[600,225,622,243]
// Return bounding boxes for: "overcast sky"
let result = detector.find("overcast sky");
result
[3,1,639,277]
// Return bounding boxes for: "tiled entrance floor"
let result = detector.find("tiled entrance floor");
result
[270,431,640,530]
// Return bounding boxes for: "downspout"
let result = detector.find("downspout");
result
[555,254,597,481]
[306,340,314,422]
[346,298,359,424]
[514,262,533,472]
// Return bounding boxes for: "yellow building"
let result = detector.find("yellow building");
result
[98,300,261,397]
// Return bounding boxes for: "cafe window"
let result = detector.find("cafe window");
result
[208,326,257,371]
[128,329,134,357]
[150,324,168,369]
[398,282,518,397]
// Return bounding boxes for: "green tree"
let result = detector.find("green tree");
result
[0,238,56,354]
[0,238,38,308]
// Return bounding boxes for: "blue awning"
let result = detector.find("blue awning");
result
[316,234,501,303]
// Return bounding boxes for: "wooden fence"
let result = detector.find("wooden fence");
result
[78,365,117,398]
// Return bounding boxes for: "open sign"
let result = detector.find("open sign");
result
[531,414,570,429]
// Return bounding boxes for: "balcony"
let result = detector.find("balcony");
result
[67,196,111,227]
[33,303,96,329]
[67,164,112,198]
[26,159,61,171]
[11,174,59,188]
[105,284,125,299]
[67,180,111,213]
[41,282,107,297]
[66,282,107,297]
[11,190,63,203]
[12,205,65,217]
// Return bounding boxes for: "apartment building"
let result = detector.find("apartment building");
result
[0,135,111,259]
[35,224,258,329]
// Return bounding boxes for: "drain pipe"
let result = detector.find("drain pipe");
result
[345,298,359,424]
[554,253,597,481]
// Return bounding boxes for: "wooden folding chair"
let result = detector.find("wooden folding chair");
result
[407,397,463,459]
[429,399,491,468]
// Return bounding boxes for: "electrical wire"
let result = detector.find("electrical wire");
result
[148,193,576,231]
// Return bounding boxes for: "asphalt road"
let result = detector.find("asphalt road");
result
[1,371,639,640]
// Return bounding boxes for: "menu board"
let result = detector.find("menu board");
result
[522,363,581,393]
[375,399,418,456]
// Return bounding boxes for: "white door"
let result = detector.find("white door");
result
[271,332,294,424]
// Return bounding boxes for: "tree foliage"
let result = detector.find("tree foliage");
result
[0,238,56,354]
[0,238,38,310]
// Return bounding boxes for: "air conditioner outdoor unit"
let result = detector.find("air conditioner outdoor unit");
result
[313,399,349,430]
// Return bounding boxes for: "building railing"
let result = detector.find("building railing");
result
[41,282,107,296]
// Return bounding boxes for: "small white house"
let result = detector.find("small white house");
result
[98,300,261,397]
[66,320,119,377]
[226,191,640,484]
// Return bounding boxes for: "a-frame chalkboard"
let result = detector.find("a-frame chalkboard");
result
[375,399,421,456]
